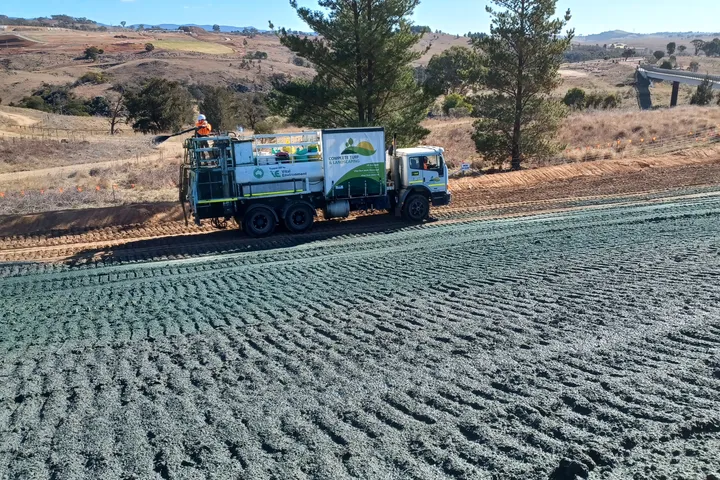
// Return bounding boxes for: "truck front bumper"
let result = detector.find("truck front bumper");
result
[431,191,452,207]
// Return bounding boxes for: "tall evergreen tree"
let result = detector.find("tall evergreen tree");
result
[471,0,573,170]
[270,0,433,145]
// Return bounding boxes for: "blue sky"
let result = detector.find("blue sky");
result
[2,0,718,36]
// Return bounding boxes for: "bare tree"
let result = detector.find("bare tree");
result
[107,87,127,135]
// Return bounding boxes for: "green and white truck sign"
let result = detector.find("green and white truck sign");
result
[321,127,386,198]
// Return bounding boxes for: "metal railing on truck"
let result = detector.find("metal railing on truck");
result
[249,131,323,164]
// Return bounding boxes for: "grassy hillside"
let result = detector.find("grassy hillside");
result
[0,27,469,104]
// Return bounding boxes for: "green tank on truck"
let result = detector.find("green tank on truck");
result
[179,127,451,237]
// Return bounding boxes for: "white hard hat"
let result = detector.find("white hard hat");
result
[198,114,206,121]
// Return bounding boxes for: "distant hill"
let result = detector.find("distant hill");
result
[577,31,641,42]
[129,24,268,33]
[577,30,720,43]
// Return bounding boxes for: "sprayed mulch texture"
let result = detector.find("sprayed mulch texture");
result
[1,196,720,479]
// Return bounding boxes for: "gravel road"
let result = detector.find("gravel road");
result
[1,194,720,479]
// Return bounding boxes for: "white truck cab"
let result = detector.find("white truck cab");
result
[388,146,451,216]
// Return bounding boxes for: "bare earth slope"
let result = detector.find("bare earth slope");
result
[1,194,719,479]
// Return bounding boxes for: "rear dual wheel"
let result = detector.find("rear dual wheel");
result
[242,206,276,237]
[284,203,314,233]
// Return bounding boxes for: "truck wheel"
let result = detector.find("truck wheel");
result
[284,203,314,233]
[403,194,429,222]
[243,206,276,237]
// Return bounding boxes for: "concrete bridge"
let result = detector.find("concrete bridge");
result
[635,66,720,109]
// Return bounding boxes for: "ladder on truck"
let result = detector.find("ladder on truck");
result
[181,136,237,226]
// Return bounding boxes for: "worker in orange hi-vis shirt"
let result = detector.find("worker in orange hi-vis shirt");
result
[195,114,212,160]
[195,114,212,137]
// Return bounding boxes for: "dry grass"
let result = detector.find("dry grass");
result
[0,105,115,130]
[560,106,720,148]
[575,34,720,53]
[423,105,720,170]
[422,118,479,169]
[0,157,180,215]
[0,136,157,174]
[0,105,182,215]
[151,39,234,55]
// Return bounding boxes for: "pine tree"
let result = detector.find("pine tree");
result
[472,0,573,170]
[270,0,433,146]
[199,85,238,131]
[690,77,715,106]
[125,78,194,133]
[424,46,484,96]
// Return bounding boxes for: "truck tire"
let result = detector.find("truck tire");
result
[284,203,314,233]
[402,194,429,222]
[242,206,276,237]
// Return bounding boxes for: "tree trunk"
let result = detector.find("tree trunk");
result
[366,0,374,124]
[511,0,526,171]
[511,110,521,170]
[352,0,365,124]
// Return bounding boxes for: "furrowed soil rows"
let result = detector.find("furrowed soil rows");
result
[2,196,720,479]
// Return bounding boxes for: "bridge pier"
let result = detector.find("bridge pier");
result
[670,81,680,107]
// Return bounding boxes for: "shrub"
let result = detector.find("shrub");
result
[689,61,700,73]
[584,92,604,109]
[442,93,471,115]
[244,51,268,60]
[16,83,98,116]
[75,71,111,85]
[601,93,621,109]
[16,95,51,112]
[563,88,586,109]
[659,60,673,70]
[87,96,111,116]
[690,77,715,106]
[291,56,310,67]
[145,43,155,52]
[84,46,104,61]
[254,115,285,134]
[564,89,620,111]
[563,44,622,63]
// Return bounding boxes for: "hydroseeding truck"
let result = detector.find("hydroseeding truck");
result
[179,127,452,236]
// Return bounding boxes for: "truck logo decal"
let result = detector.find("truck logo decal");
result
[341,138,376,156]
[253,168,264,179]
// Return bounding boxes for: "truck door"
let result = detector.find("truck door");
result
[408,155,446,192]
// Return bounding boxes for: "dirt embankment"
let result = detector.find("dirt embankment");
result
[0,202,184,237]
[2,150,718,237]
